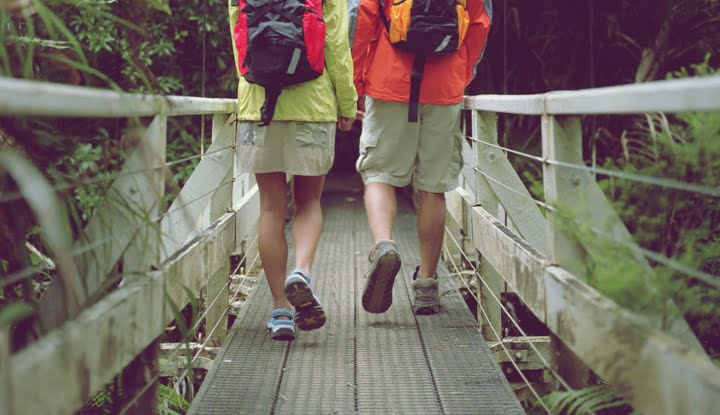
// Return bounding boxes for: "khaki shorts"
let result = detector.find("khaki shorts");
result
[236,121,336,175]
[356,97,463,193]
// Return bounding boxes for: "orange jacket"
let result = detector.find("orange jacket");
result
[351,0,492,105]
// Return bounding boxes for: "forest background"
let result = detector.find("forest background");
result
[0,0,719,412]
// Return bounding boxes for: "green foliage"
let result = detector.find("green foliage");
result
[564,57,720,356]
[0,301,34,328]
[83,380,191,415]
[527,385,634,415]
[158,384,191,415]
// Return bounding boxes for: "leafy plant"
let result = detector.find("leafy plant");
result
[158,383,191,415]
[526,385,634,415]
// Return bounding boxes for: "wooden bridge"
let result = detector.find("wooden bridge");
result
[1,75,719,414]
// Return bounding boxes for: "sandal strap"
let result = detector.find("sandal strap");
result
[289,268,311,284]
[271,307,294,319]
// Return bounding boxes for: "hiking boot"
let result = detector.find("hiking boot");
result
[284,269,326,331]
[412,267,440,315]
[362,240,402,313]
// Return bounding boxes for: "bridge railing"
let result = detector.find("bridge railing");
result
[445,75,720,414]
[3,74,720,415]
[0,77,262,414]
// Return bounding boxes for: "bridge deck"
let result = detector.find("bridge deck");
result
[190,186,524,414]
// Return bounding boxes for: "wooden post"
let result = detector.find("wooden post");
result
[210,114,234,224]
[120,115,168,415]
[121,340,159,415]
[443,190,464,270]
[206,258,230,346]
[211,112,227,144]
[1,327,11,415]
[124,115,168,274]
[472,110,504,341]
[202,113,236,347]
[542,114,591,388]
[70,115,168,311]
[541,115,587,276]
[159,115,235,258]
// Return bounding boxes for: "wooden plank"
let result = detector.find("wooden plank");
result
[544,266,720,415]
[73,117,168,306]
[160,122,235,258]
[453,188,720,415]
[545,75,720,115]
[469,205,548,323]
[9,212,238,415]
[475,111,547,254]
[464,94,545,115]
[462,76,720,115]
[489,336,552,374]
[452,187,548,318]
[0,78,235,117]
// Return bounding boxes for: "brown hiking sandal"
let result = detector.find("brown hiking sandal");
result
[284,269,326,331]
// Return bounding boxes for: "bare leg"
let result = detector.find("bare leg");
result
[417,190,445,279]
[364,182,397,243]
[291,175,326,273]
[256,172,291,312]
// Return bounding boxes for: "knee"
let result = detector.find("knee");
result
[294,192,321,212]
[260,199,288,218]
[418,190,445,204]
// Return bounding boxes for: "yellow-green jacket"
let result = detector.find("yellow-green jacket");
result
[228,0,357,122]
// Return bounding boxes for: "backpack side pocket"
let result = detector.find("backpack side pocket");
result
[388,0,413,44]
[456,0,469,46]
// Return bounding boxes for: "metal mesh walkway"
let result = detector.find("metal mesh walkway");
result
[189,189,524,414]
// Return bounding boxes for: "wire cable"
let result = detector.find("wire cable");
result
[467,136,546,164]
[471,165,555,212]
[443,227,573,392]
[545,159,720,198]
[0,144,234,204]
[443,240,553,414]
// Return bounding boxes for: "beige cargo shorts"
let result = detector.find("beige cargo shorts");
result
[235,121,336,176]
[356,96,463,193]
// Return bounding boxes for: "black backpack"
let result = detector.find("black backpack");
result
[233,0,326,125]
[379,0,469,122]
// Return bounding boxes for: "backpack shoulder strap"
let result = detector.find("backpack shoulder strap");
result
[378,0,390,31]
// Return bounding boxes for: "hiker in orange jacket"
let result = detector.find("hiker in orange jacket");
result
[351,0,492,315]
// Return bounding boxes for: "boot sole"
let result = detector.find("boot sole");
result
[362,251,401,313]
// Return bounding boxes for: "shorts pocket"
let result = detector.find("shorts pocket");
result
[356,129,380,172]
[237,123,264,147]
[296,123,328,148]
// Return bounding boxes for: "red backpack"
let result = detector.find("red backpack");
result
[232,0,326,125]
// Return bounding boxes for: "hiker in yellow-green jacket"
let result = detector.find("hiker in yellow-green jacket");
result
[228,0,358,341]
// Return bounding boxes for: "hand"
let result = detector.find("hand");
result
[337,116,355,132]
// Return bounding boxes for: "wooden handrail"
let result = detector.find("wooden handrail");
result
[0,77,236,117]
[464,75,720,114]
